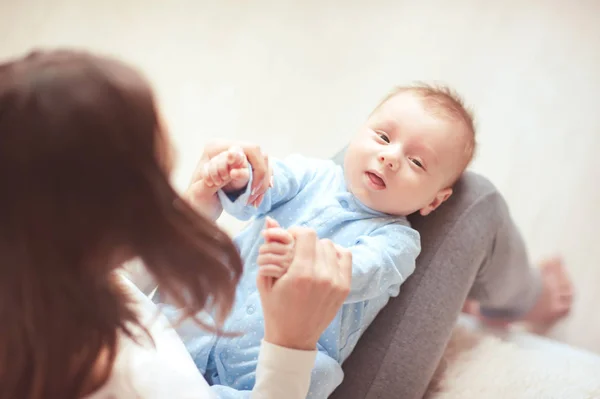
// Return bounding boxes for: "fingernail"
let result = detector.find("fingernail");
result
[269,176,274,188]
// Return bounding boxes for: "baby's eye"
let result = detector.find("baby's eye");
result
[377,132,390,143]
[411,159,424,169]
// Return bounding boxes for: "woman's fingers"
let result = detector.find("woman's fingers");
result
[320,239,338,264]
[258,265,286,279]
[247,149,269,205]
[255,154,274,203]
[252,194,265,208]
[315,239,337,280]
[314,240,351,312]
[337,247,352,289]
[268,156,273,188]
[190,141,228,184]
[285,227,317,275]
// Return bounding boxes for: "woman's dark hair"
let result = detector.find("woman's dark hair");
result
[0,49,242,399]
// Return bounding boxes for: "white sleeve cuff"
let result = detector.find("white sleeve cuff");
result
[258,340,317,373]
[252,340,317,399]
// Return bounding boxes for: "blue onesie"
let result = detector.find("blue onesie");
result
[167,154,421,398]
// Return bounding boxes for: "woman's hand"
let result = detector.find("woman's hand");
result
[186,140,272,221]
[257,227,352,351]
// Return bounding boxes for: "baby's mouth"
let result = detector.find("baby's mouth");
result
[366,171,386,189]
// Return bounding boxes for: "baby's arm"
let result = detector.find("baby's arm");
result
[256,221,420,300]
[344,223,421,303]
[217,152,320,222]
[185,146,256,220]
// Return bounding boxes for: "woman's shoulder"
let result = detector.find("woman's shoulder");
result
[85,275,214,399]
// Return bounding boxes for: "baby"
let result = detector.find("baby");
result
[174,84,475,398]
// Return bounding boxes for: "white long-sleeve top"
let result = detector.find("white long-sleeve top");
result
[85,276,317,398]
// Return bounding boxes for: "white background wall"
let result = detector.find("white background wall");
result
[2,0,599,353]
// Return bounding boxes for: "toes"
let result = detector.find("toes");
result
[540,256,564,272]
[461,300,479,315]
[557,301,571,317]
[559,290,574,306]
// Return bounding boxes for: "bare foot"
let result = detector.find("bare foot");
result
[461,257,574,328]
[521,256,573,324]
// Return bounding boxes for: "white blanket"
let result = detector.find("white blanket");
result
[426,316,600,399]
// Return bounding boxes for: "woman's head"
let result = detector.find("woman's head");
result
[0,50,242,399]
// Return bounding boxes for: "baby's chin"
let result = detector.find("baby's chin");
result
[347,183,374,207]
[372,195,425,217]
[348,185,405,216]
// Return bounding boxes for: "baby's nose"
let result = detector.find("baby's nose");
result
[379,154,399,171]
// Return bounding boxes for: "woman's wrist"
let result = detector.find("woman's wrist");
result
[183,185,222,222]
[264,328,317,351]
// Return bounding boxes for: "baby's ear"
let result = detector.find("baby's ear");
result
[419,188,453,216]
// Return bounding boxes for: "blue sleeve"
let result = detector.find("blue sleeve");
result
[210,386,251,398]
[217,154,319,221]
[305,345,344,399]
[345,223,421,304]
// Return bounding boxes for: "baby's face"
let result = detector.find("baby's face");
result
[344,92,470,216]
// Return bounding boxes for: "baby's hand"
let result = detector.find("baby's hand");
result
[258,217,295,279]
[202,146,250,193]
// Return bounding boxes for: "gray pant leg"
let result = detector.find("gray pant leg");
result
[468,192,542,318]
[331,178,540,399]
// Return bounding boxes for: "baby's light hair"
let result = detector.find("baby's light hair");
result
[375,82,476,178]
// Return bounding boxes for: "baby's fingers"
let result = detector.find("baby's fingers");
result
[206,154,231,186]
[259,242,292,256]
[216,154,232,182]
[230,167,249,182]
[262,228,294,245]
[227,147,247,168]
